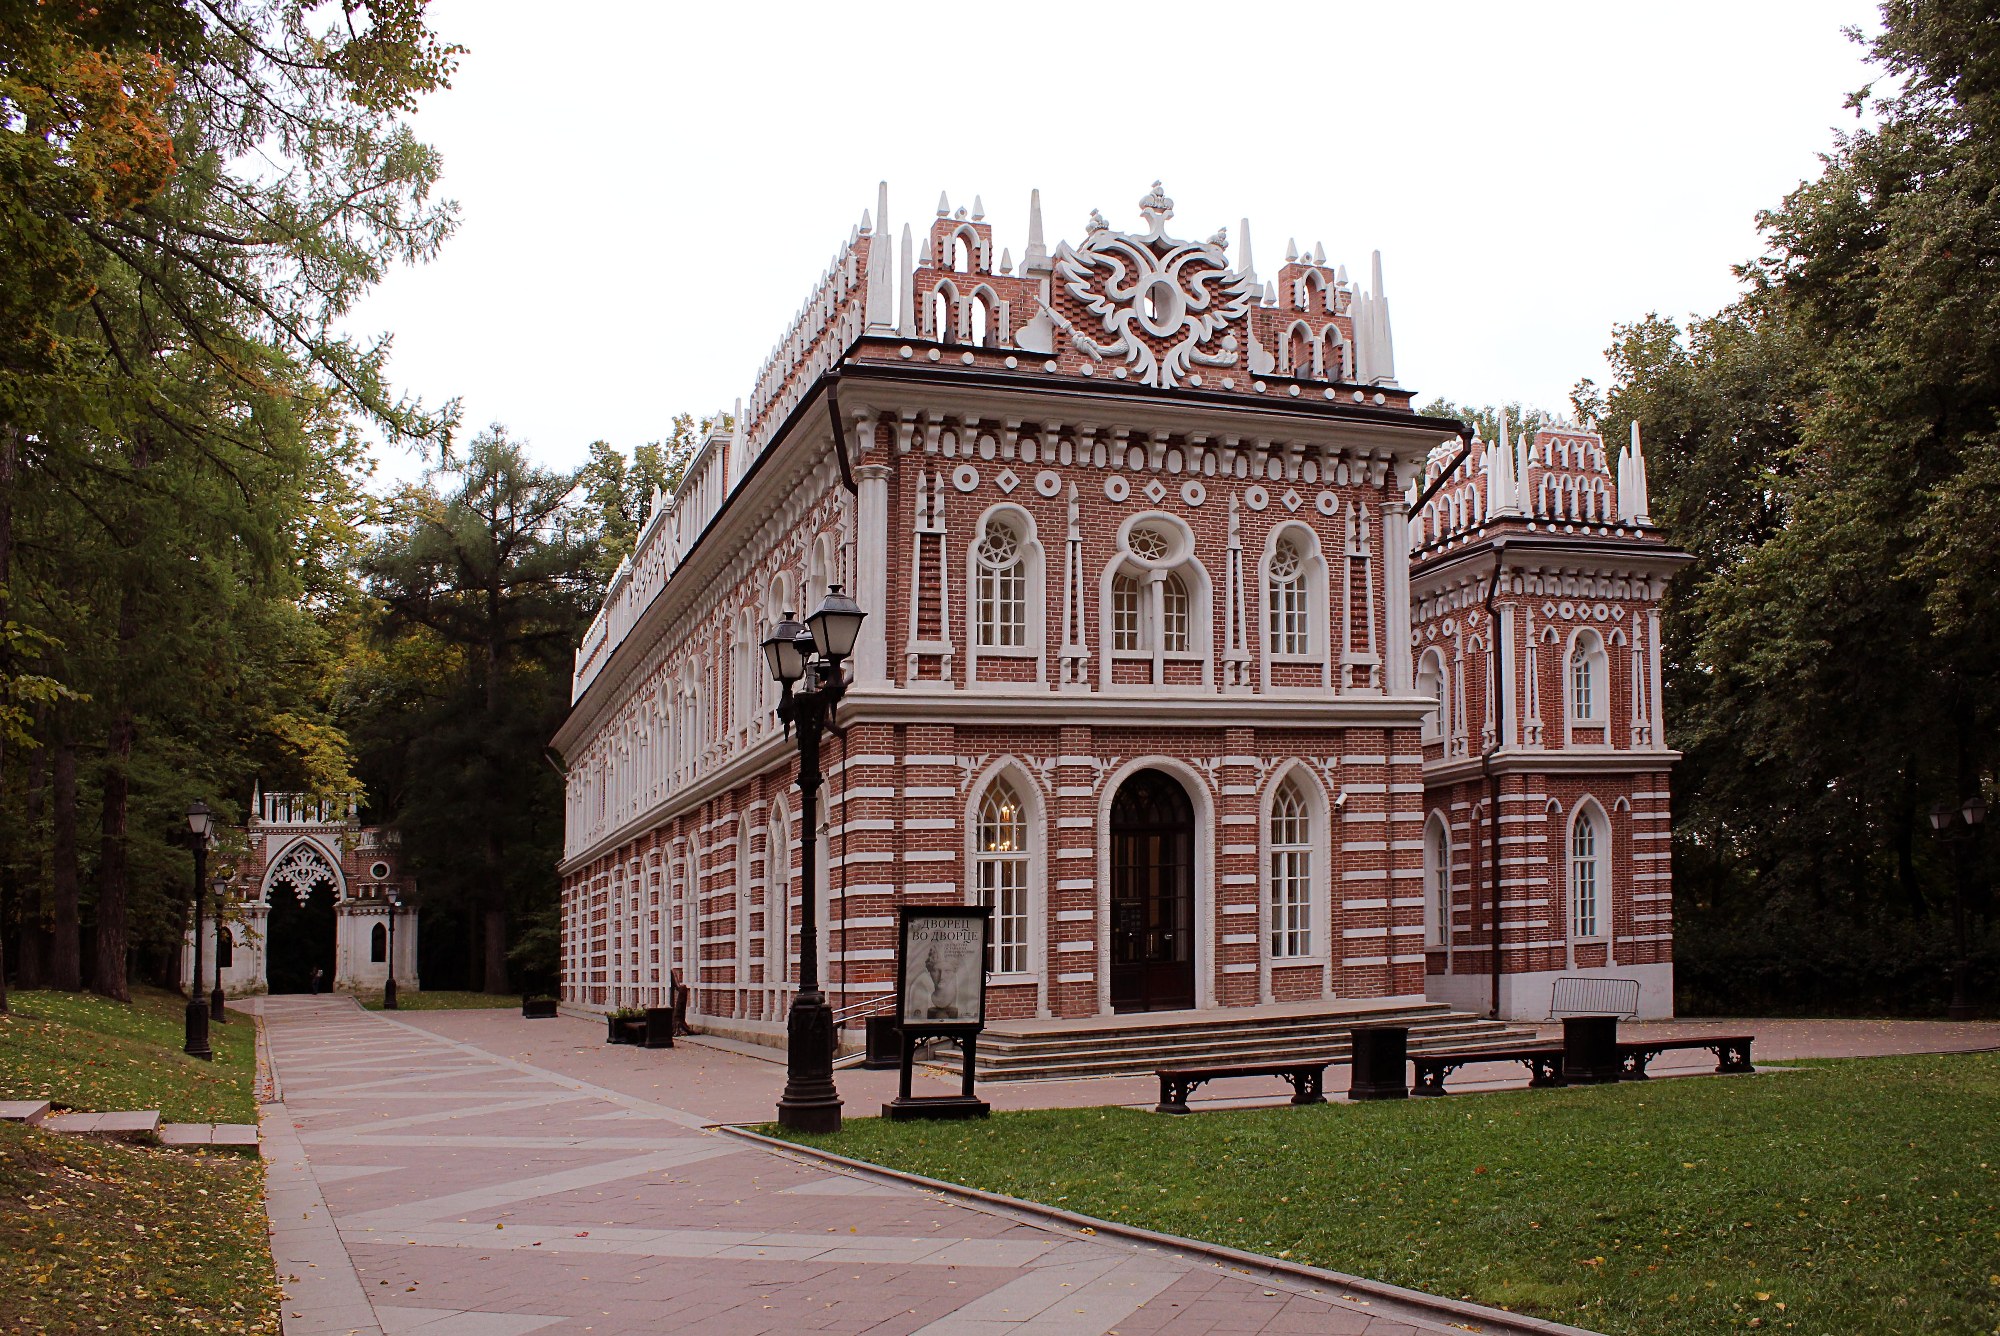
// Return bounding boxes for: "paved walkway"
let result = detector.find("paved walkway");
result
[259,1000,2000,1336]
[259,1000,1489,1336]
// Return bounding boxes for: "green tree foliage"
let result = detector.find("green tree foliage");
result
[0,1,457,999]
[574,414,709,581]
[353,429,599,992]
[1593,3,1999,1011]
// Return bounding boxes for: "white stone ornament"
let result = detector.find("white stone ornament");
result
[1035,470,1063,498]
[952,464,980,492]
[1050,182,1257,390]
[995,469,1020,494]
[1244,485,1269,512]
[1281,488,1303,513]
[1104,476,1130,502]
[1180,480,1207,508]
[1144,479,1168,504]
[1315,490,1338,517]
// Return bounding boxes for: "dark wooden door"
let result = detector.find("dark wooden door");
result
[1110,769,1196,1013]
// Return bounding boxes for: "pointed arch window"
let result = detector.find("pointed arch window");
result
[370,921,387,963]
[974,517,1026,648]
[1415,650,1447,742]
[976,780,1030,974]
[1424,815,1450,946]
[1268,778,1313,958]
[1571,808,1604,940]
[1569,629,1608,726]
[1159,571,1190,652]
[1268,535,1309,655]
[767,812,790,984]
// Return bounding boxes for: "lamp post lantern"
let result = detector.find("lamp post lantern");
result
[762,586,867,1134]
[184,800,214,1061]
[1929,795,1988,1022]
[210,874,229,1023]
[383,885,404,1011]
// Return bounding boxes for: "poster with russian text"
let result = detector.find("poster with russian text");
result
[900,913,985,1026]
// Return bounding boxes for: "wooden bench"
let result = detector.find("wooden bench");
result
[1619,1035,1754,1079]
[1548,975,1640,1020]
[1155,1061,1330,1114]
[1410,1045,1566,1097]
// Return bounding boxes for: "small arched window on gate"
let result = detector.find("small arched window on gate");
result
[218,928,235,969]
[370,922,387,964]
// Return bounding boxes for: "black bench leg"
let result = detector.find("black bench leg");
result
[1155,1075,1202,1115]
[1526,1055,1567,1088]
[1410,1064,1453,1097]
[1285,1069,1326,1106]
[1714,1043,1755,1074]
[1621,1051,1651,1081]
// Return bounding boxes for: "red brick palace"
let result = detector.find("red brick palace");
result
[551,182,1688,1039]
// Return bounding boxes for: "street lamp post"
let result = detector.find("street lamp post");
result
[210,874,228,1024]
[762,585,866,1135]
[184,800,214,1061]
[1929,794,1988,1022]
[383,886,403,1011]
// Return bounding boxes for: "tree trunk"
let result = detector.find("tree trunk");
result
[15,734,48,989]
[93,705,135,1002]
[0,425,12,1014]
[483,907,508,994]
[49,730,80,991]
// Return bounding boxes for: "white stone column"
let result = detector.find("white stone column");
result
[1381,496,1413,693]
[853,462,892,686]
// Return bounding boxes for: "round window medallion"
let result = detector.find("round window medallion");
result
[370,861,390,881]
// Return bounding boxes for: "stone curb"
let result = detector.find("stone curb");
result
[720,1124,1604,1336]
[254,1009,281,1105]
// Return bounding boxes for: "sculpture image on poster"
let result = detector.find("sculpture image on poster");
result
[900,913,985,1026]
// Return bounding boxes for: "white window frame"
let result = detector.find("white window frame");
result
[965,505,1046,683]
[1568,801,1608,943]
[1565,627,1610,742]
[1415,647,1448,744]
[1423,811,1451,947]
[965,762,1048,1008]
[1267,777,1313,959]
[1100,513,1212,691]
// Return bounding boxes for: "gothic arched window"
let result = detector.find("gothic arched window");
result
[1268,777,1313,958]
[1570,804,1606,940]
[1424,814,1451,946]
[975,517,1026,648]
[1268,534,1308,656]
[975,779,1030,974]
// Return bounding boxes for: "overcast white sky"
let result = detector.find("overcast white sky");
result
[344,1,1884,483]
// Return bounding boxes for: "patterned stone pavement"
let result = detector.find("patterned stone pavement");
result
[260,998,1505,1336]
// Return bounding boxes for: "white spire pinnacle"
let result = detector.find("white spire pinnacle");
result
[1354,250,1397,385]
[1238,217,1258,286]
[971,194,985,220]
[865,182,894,330]
[998,246,1012,275]
[917,233,931,267]
[1285,236,1298,262]
[936,190,950,217]
[1621,419,1652,522]
[1263,280,1277,306]
[1312,240,1326,266]
[1023,187,1051,273]
[859,210,871,235]
[1490,407,1520,515]
[897,223,916,337]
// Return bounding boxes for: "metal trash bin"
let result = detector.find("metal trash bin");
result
[863,1015,902,1069]
[1348,1024,1410,1100]
[1562,1015,1621,1084]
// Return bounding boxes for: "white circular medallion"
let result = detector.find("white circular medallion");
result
[1315,490,1339,517]
[1180,480,1206,508]
[1559,601,1576,619]
[1104,475,1130,502]
[952,464,979,492]
[1034,470,1062,498]
[1244,485,1269,512]
[1593,603,1610,622]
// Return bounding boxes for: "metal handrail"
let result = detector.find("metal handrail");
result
[832,992,895,1024]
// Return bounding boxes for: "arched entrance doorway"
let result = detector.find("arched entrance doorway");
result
[265,843,339,993]
[1110,768,1196,1013]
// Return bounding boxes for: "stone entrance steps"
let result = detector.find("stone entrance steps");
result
[973,1002,1539,1082]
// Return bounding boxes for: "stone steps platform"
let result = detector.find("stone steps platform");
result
[41,1110,161,1142]
[0,1100,52,1127]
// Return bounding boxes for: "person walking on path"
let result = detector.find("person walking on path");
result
[308,966,323,996]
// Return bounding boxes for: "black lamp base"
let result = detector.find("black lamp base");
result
[183,998,213,1062]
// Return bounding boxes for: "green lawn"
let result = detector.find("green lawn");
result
[0,1120,278,1335]
[772,1054,2000,1335]
[0,988,257,1123]
[358,989,518,1011]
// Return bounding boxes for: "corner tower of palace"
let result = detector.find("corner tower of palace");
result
[552,182,1686,1040]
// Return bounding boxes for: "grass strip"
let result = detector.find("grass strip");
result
[770,1053,2000,1335]
[358,989,518,1011]
[0,1120,277,1335]
[0,988,256,1124]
